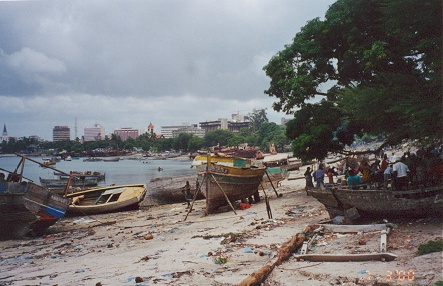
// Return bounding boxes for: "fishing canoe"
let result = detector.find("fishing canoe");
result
[66,184,147,215]
[307,184,443,220]
[195,155,266,214]
[0,155,71,239]
[141,174,204,207]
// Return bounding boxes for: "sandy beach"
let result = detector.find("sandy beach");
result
[0,166,442,286]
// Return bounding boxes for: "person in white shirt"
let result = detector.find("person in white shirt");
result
[389,153,397,163]
[393,159,410,191]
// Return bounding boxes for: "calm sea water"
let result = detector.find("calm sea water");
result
[0,156,195,186]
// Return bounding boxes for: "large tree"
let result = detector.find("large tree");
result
[264,0,442,160]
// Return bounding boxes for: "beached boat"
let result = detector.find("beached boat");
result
[0,155,71,239]
[194,155,266,214]
[141,174,204,207]
[307,184,443,221]
[262,166,289,189]
[66,184,147,215]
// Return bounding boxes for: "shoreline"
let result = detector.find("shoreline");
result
[0,171,441,285]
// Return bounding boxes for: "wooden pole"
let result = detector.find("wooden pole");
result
[184,176,206,221]
[260,183,272,219]
[210,173,237,215]
[205,154,210,216]
[15,153,79,196]
[265,170,281,197]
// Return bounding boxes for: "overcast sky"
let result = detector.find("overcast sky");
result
[0,0,335,140]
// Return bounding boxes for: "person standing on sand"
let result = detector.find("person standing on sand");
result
[304,167,314,190]
[313,166,325,188]
[182,181,192,208]
[393,158,410,191]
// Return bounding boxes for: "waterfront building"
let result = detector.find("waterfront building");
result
[161,123,204,138]
[84,123,105,141]
[171,124,205,138]
[114,127,139,141]
[199,113,250,135]
[53,126,70,142]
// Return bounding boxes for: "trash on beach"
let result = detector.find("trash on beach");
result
[72,218,96,224]
[243,247,253,253]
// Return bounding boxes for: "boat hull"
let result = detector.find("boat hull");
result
[197,164,266,214]
[141,174,204,206]
[308,184,443,220]
[66,184,147,215]
[0,181,70,239]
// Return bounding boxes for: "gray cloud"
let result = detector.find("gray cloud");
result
[0,0,335,140]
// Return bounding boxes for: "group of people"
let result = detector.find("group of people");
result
[304,146,442,191]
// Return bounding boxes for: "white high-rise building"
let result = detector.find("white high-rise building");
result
[84,123,105,141]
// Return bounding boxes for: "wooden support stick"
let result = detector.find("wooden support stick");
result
[211,173,237,215]
[184,176,206,221]
[265,170,281,197]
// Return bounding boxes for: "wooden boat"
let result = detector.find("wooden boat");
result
[141,174,204,207]
[83,157,102,162]
[66,184,147,215]
[307,184,443,221]
[195,155,266,214]
[39,177,98,193]
[103,157,120,162]
[262,166,289,189]
[42,158,56,166]
[0,154,71,239]
[57,171,106,181]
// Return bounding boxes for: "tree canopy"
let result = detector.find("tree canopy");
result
[263,0,442,161]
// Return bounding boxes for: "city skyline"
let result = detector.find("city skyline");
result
[0,1,335,140]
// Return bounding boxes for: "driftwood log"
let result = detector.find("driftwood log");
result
[237,226,311,286]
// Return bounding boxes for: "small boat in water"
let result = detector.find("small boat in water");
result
[39,177,98,193]
[66,184,147,215]
[0,154,71,239]
[193,154,266,214]
[102,157,120,162]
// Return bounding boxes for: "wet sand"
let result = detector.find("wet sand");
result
[0,167,441,286]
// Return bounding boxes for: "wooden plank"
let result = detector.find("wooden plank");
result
[294,252,397,262]
[321,224,388,233]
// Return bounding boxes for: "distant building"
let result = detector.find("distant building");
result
[53,126,71,142]
[161,123,203,138]
[199,113,250,135]
[1,123,8,142]
[171,124,205,138]
[148,122,155,134]
[84,123,105,141]
[28,135,43,142]
[281,117,290,125]
[114,127,139,141]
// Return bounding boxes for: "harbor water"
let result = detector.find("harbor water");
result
[0,155,195,186]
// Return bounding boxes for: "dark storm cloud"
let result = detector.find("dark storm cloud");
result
[0,0,335,139]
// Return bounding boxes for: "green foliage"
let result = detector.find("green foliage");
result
[416,239,443,256]
[204,129,235,148]
[263,0,442,160]
[249,108,269,131]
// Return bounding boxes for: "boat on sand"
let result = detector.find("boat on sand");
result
[0,154,71,239]
[193,154,266,214]
[307,184,443,222]
[141,174,204,207]
[66,184,147,215]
